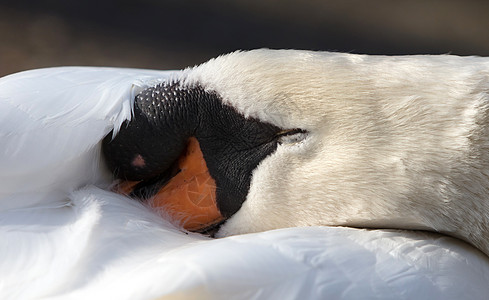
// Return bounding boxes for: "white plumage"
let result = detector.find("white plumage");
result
[185,50,489,255]
[0,67,172,210]
[3,186,489,299]
[1,52,489,299]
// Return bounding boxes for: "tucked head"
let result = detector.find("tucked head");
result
[103,49,489,256]
[103,79,305,234]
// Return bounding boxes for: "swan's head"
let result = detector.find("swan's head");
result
[103,49,489,255]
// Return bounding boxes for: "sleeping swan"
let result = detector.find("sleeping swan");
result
[2,49,489,299]
[103,49,489,256]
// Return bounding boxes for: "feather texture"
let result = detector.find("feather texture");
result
[0,67,175,210]
[1,61,489,299]
[3,186,489,299]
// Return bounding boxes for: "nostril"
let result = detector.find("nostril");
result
[131,154,146,168]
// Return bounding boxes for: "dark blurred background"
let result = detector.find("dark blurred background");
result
[1,0,488,77]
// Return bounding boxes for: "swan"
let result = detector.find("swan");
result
[105,49,489,255]
[2,50,489,299]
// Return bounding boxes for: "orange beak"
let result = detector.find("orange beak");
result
[115,137,224,231]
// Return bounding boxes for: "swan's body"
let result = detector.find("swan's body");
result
[3,186,489,299]
[1,50,489,299]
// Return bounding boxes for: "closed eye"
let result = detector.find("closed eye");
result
[276,128,308,145]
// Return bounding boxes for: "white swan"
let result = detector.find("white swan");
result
[1,50,489,299]
[105,49,489,255]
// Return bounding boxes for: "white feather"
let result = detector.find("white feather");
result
[185,50,489,255]
[3,186,489,299]
[1,55,489,299]
[0,67,175,210]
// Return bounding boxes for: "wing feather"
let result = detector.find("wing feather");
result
[3,187,485,300]
[0,67,176,209]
